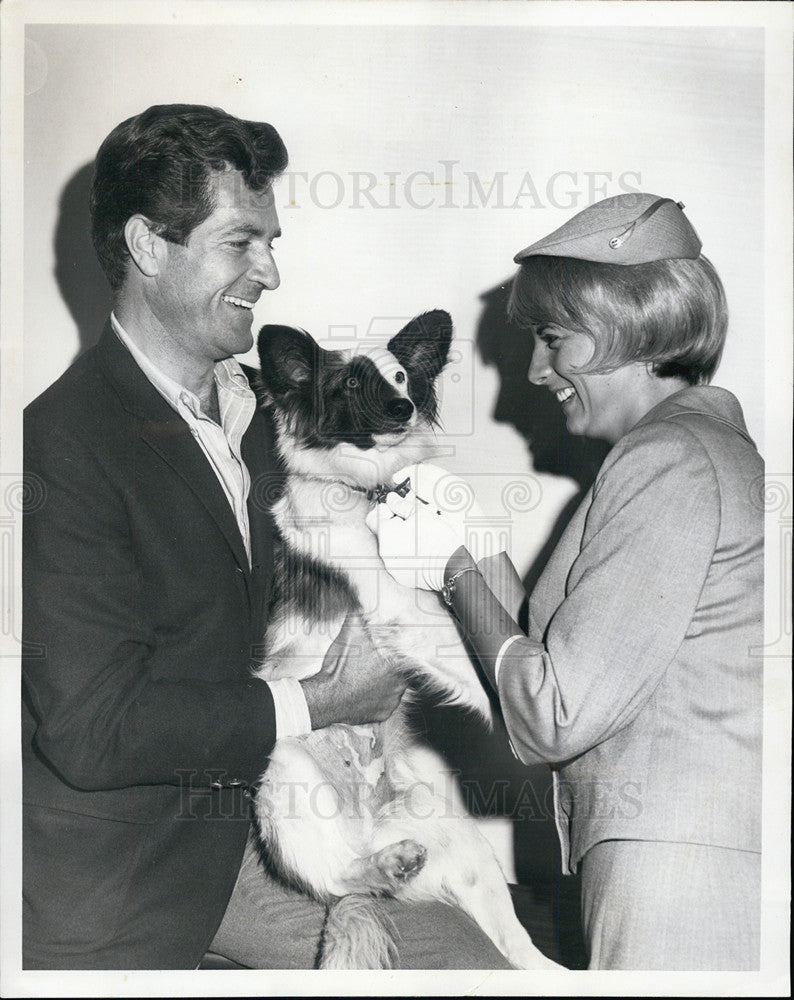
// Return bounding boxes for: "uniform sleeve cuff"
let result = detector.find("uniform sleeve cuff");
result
[268,677,312,738]
[493,634,524,686]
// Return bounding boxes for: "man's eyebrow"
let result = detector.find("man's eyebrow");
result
[220,223,282,238]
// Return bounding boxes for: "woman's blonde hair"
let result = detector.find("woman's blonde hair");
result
[507,254,728,385]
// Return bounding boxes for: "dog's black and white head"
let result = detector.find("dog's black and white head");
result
[257,310,452,488]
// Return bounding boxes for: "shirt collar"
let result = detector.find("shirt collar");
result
[110,312,254,415]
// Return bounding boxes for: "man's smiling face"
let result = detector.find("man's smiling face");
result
[149,168,281,368]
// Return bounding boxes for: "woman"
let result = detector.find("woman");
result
[369,194,763,971]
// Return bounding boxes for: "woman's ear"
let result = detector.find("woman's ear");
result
[124,215,160,278]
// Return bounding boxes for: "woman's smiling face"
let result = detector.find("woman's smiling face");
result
[527,324,669,445]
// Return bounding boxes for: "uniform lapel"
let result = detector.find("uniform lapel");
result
[95,323,252,578]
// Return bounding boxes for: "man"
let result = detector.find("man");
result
[22,104,514,970]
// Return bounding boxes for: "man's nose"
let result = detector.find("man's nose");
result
[527,343,552,385]
[248,247,280,290]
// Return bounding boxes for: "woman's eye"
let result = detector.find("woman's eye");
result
[539,329,561,349]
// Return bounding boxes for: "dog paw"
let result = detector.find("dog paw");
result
[376,838,427,884]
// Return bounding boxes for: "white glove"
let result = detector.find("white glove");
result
[365,463,483,591]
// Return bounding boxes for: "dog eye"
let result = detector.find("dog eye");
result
[346,376,359,389]
[394,371,406,384]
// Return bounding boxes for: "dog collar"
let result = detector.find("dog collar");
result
[350,476,412,504]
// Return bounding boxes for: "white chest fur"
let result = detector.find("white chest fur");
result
[271,473,491,719]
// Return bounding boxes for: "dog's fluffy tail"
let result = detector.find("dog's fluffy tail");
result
[319,894,398,969]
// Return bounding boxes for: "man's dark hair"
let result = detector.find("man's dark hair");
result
[90,104,288,290]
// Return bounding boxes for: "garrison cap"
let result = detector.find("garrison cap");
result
[513,193,702,265]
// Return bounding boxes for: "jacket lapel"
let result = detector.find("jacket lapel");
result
[240,384,283,643]
[94,323,253,578]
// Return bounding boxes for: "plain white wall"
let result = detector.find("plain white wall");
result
[24,24,765,584]
[21,21,767,882]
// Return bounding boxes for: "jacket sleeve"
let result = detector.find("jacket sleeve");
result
[23,411,278,792]
[497,420,721,765]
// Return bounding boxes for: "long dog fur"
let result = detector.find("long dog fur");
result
[251,310,559,970]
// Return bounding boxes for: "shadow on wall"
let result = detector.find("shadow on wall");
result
[416,279,609,968]
[54,161,112,360]
[477,279,610,596]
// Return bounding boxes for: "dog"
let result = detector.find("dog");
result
[251,310,558,970]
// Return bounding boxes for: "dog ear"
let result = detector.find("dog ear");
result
[257,325,320,397]
[387,310,453,382]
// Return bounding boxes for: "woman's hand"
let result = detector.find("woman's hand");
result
[365,463,481,591]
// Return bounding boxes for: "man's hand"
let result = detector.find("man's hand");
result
[300,613,408,729]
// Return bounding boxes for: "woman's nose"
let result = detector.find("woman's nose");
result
[527,344,552,385]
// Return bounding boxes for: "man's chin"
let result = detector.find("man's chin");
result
[228,324,255,356]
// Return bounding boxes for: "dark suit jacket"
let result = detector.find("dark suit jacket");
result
[23,324,281,968]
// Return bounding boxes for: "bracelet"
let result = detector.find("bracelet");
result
[441,566,480,607]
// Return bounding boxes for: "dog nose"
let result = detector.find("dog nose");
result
[385,398,414,422]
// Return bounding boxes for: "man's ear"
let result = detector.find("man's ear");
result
[257,325,320,398]
[124,215,161,278]
[387,310,453,382]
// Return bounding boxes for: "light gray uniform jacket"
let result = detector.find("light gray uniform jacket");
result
[496,386,763,874]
